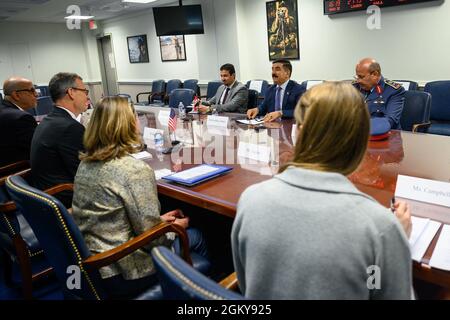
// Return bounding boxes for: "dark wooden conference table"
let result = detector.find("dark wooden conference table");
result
[135,105,450,293]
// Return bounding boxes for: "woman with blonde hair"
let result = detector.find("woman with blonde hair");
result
[72,96,208,298]
[231,82,412,299]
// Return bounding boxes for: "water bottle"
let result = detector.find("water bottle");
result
[154,132,164,152]
[178,101,186,119]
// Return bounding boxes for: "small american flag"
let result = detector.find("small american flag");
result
[168,108,177,132]
[192,95,200,111]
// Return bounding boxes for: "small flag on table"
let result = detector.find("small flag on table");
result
[168,108,177,132]
[192,95,200,111]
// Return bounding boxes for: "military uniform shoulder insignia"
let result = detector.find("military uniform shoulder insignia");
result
[351,80,358,85]
[384,79,402,90]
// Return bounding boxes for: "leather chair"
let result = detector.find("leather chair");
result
[6,174,209,300]
[0,167,61,299]
[301,80,324,90]
[246,80,269,107]
[136,80,166,105]
[183,79,200,97]
[164,79,183,105]
[35,86,49,97]
[201,81,222,101]
[424,81,450,136]
[247,89,258,110]
[36,96,54,116]
[151,246,243,300]
[400,91,431,133]
[168,89,196,110]
[392,80,419,91]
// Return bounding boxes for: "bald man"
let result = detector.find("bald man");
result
[0,77,38,167]
[353,58,405,130]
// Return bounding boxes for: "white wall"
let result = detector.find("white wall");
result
[0,21,91,85]
[235,0,450,84]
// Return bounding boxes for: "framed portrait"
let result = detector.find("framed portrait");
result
[127,34,149,63]
[266,0,300,60]
[159,35,186,62]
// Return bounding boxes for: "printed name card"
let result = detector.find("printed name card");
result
[395,175,450,208]
[206,115,229,128]
[158,110,171,126]
[238,141,271,163]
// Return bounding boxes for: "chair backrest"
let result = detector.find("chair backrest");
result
[301,80,324,90]
[26,107,37,116]
[183,79,200,96]
[424,81,450,121]
[247,89,258,110]
[0,91,3,102]
[6,175,106,300]
[400,91,431,132]
[151,80,166,95]
[246,80,269,107]
[206,81,222,100]
[151,246,243,300]
[36,96,54,115]
[392,80,419,91]
[166,79,182,96]
[35,86,49,97]
[169,89,196,109]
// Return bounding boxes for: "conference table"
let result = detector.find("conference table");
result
[135,105,450,292]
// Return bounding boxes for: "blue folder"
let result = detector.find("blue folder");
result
[162,164,233,186]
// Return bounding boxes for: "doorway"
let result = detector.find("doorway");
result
[97,35,118,96]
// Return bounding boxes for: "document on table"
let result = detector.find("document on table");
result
[429,224,450,271]
[236,118,264,125]
[131,151,152,160]
[170,165,219,180]
[154,169,174,180]
[409,216,441,262]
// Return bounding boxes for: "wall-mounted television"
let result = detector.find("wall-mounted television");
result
[153,5,204,36]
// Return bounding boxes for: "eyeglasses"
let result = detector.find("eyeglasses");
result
[15,87,37,94]
[353,73,374,80]
[70,87,90,95]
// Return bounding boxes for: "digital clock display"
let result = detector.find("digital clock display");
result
[324,0,440,15]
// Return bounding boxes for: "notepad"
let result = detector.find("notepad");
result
[131,151,153,160]
[236,118,265,125]
[429,224,450,271]
[162,164,232,186]
[154,169,174,180]
[409,216,441,262]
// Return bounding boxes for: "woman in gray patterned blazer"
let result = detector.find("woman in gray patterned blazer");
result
[72,96,208,298]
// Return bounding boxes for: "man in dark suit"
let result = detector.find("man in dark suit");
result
[31,72,89,207]
[247,59,305,122]
[0,77,38,167]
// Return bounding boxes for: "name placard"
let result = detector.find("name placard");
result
[158,110,170,126]
[395,175,450,208]
[206,115,229,128]
[238,141,271,163]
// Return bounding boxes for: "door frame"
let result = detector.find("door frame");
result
[96,33,119,96]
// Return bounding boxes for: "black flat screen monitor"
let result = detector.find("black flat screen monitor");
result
[153,5,204,36]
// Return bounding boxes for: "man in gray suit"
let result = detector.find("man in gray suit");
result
[199,63,248,114]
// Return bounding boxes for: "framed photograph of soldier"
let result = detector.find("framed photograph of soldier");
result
[127,34,149,63]
[159,35,187,62]
[266,0,300,60]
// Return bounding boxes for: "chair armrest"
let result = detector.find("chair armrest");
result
[412,122,431,133]
[219,272,239,291]
[83,221,191,270]
[136,92,152,103]
[0,160,30,177]
[44,183,73,195]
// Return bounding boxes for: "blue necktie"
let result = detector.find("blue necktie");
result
[274,86,282,111]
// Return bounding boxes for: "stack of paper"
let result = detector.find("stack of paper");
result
[409,216,441,262]
[429,224,450,271]
[154,169,174,180]
[131,151,153,160]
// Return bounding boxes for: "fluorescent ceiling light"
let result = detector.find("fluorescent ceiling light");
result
[122,0,158,3]
[64,15,94,20]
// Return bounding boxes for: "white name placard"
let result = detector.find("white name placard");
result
[395,175,450,208]
[207,115,229,128]
[158,110,170,126]
[238,141,271,163]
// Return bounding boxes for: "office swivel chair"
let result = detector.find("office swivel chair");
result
[424,81,450,136]
[400,90,431,133]
[183,79,200,97]
[168,89,196,110]
[246,80,269,107]
[36,96,54,116]
[392,80,419,91]
[136,80,166,105]
[164,79,183,105]
[201,81,222,101]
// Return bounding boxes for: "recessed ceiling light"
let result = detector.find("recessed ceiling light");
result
[122,0,158,4]
[64,15,95,20]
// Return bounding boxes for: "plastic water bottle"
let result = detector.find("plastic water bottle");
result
[154,132,164,152]
[178,101,186,119]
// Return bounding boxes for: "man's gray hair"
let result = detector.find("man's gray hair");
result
[49,72,82,103]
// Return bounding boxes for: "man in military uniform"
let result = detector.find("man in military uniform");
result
[353,58,405,129]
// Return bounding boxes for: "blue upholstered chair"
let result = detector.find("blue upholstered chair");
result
[183,79,200,96]
[151,246,243,300]
[0,167,61,299]
[136,80,166,105]
[36,96,54,116]
[201,81,222,101]
[247,89,258,110]
[168,89,196,110]
[301,80,324,90]
[400,91,431,133]
[392,80,419,91]
[6,173,209,300]
[246,80,269,107]
[35,86,49,97]
[164,79,183,104]
[424,81,450,136]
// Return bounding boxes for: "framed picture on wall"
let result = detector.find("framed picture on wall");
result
[266,0,300,60]
[159,35,186,62]
[127,34,149,63]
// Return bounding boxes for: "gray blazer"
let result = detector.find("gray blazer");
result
[232,166,412,299]
[208,81,248,113]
